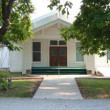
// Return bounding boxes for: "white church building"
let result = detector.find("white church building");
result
[6,11,110,76]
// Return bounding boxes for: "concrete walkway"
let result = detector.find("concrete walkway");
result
[33,75,84,99]
[0,98,110,110]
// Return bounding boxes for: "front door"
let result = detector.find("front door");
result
[50,47,67,66]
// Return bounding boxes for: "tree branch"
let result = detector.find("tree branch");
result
[25,0,33,12]
[6,0,16,18]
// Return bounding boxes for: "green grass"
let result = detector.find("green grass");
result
[0,70,22,77]
[0,80,38,97]
[10,72,22,77]
[76,78,110,99]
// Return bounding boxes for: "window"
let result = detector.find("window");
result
[50,40,58,45]
[50,40,66,46]
[59,40,66,45]
[76,42,84,62]
[33,42,41,62]
[60,48,66,56]
[51,48,57,56]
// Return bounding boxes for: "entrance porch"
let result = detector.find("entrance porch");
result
[32,67,87,75]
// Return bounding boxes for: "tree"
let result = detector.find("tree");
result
[48,0,73,16]
[49,0,110,56]
[0,0,34,50]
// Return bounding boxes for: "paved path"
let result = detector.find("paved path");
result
[1,75,110,110]
[33,75,83,99]
[0,98,110,110]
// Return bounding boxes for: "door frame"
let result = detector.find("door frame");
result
[49,46,67,67]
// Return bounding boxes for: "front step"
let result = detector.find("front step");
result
[31,67,87,75]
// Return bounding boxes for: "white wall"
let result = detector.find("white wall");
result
[85,55,95,73]
[10,50,22,72]
[0,47,9,68]
[94,54,108,69]
[94,54,110,76]
[85,53,110,76]
[33,24,61,40]
[22,39,32,74]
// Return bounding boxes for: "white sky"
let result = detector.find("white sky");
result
[31,0,82,20]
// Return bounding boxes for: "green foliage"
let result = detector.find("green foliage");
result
[60,0,110,56]
[0,70,10,91]
[0,18,3,26]
[0,0,34,50]
[48,0,73,16]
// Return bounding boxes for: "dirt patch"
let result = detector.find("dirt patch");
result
[11,76,43,80]
[29,78,43,97]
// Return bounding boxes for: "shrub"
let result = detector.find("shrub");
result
[0,70,10,91]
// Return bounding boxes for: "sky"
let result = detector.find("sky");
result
[31,0,82,20]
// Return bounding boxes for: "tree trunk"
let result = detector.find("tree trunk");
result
[0,19,10,42]
[0,0,16,42]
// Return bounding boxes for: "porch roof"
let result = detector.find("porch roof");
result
[32,11,72,32]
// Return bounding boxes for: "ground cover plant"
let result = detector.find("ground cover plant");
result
[0,70,10,91]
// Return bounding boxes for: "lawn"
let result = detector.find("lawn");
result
[76,78,110,99]
[0,78,43,98]
[10,72,22,77]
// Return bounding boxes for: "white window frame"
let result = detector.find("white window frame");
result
[50,40,67,46]
[75,42,84,63]
[32,42,41,63]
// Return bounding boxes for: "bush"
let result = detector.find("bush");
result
[0,70,10,91]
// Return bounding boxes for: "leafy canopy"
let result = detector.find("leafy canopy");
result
[48,0,73,16]
[49,0,110,56]
[0,0,34,50]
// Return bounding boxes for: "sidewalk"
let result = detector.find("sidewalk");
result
[33,75,83,99]
[0,98,110,110]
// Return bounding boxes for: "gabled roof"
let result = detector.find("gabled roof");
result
[32,11,72,32]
